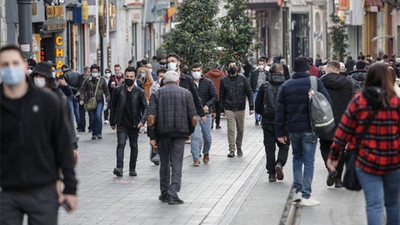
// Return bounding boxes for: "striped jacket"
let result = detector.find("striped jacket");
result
[329,90,400,175]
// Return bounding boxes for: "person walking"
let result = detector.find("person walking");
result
[76,66,90,132]
[62,64,81,126]
[220,60,254,158]
[103,68,112,124]
[275,56,331,206]
[319,60,354,188]
[348,60,368,92]
[150,68,166,96]
[136,67,154,101]
[110,67,147,177]
[205,64,225,129]
[328,63,400,225]
[79,64,110,140]
[250,57,269,126]
[190,63,217,166]
[0,44,78,225]
[255,64,289,182]
[307,57,320,78]
[147,71,197,205]
[109,64,125,94]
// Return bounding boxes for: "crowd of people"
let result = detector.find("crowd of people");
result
[1,43,400,225]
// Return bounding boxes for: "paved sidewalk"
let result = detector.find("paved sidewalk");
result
[59,113,266,225]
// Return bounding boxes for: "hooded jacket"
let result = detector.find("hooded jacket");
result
[205,69,225,100]
[348,70,367,92]
[320,73,355,140]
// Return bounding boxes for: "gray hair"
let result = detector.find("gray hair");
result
[280,59,287,65]
[164,71,180,83]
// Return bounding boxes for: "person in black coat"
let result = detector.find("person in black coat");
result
[250,57,269,126]
[319,60,355,188]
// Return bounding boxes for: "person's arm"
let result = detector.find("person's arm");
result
[189,80,205,117]
[102,79,111,104]
[255,84,266,115]
[205,81,217,109]
[275,85,287,138]
[244,77,254,110]
[187,93,197,135]
[249,71,254,92]
[219,79,225,112]
[109,88,118,127]
[79,80,87,102]
[147,92,158,140]
[140,91,148,125]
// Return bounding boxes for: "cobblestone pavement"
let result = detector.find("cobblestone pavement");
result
[60,113,266,225]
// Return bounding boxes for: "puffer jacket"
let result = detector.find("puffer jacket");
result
[220,74,254,111]
[348,70,367,92]
[195,77,217,113]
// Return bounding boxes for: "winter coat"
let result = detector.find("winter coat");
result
[250,69,269,92]
[348,70,367,92]
[79,76,110,104]
[179,74,205,117]
[63,69,81,94]
[205,69,225,100]
[195,77,218,114]
[320,73,355,140]
[220,74,254,112]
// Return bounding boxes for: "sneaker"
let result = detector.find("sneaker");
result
[275,163,284,180]
[193,160,200,167]
[91,135,97,140]
[203,154,209,164]
[326,169,338,187]
[97,135,102,140]
[129,170,137,176]
[335,178,343,188]
[104,120,109,125]
[216,125,221,129]
[301,197,320,207]
[269,174,277,182]
[168,195,184,205]
[113,168,123,177]
[227,151,235,158]
[293,191,302,202]
[237,148,243,157]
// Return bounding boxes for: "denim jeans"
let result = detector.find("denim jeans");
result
[116,126,139,170]
[289,132,317,199]
[77,104,86,131]
[191,114,212,160]
[68,97,80,126]
[356,166,400,225]
[88,101,104,136]
[253,91,262,122]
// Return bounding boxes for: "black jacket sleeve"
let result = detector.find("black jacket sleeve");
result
[244,77,254,110]
[205,81,218,108]
[147,92,158,140]
[189,80,205,117]
[140,91,148,124]
[255,84,266,115]
[109,87,118,126]
[219,79,226,112]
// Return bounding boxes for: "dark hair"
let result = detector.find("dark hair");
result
[0,44,25,60]
[141,59,148,65]
[383,54,389,60]
[27,58,37,68]
[51,64,56,69]
[327,60,340,71]
[356,61,366,70]
[61,64,69,70]
[128,60,133,65]
[125,67,136,75]
[364,63,396,108]
[90,64,100,71]
[360,55,365,60]
[226,60,236,68]
[269,63,283,74]
[114,64,121,68]
[157,68,167,76]
[152,56,158,60]
[258,57,266,63]
[167,53,181,62]
[105,68,111,73]
[191,63,202,70]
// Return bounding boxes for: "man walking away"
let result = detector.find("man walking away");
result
[348,60,368,92]
[205,64,225,129]
[190,63,217,166]
[110,67,147,177]
[0,44,78,225]
[275,56,331,207]
[220,60,254,158]
[319,60,354,188]
[62,64,81,126]
[255,64,289,182]
[250,57,269,126]
[147,71,197,205]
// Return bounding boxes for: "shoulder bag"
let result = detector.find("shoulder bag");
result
[84,78,101,112]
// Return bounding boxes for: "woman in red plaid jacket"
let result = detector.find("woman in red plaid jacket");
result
[327,63,400,225]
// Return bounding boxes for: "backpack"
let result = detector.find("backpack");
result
[309,76,335,139]
[262,82,279,119]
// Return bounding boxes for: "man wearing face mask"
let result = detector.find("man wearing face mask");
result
[110,67,147,177]
[76,66,91,132]
[220,60,254,158]
[0,45,78,224]
[250,57,269,126]
[79,64,110,140]
[104,69,112,124]
[190,63,217,166]
[109,64,125,94]
[62,64,81,126]
[166,53,206,123]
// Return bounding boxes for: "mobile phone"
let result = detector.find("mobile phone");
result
[61,200,72,213]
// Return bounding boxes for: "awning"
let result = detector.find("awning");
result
[247,0,282,9]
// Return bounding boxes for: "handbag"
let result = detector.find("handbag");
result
[343,109,379,191]
[84,78,101,112]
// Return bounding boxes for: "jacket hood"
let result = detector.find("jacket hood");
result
[362,86,383,109]
[349,70,367,81]
[321,73,349,90]
[269,73,285,85]
[206,69,225,78]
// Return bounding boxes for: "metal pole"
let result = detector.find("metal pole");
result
[17,0,33,59]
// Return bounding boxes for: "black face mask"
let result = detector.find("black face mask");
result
[228,67,237,76]
[125,79,134,87]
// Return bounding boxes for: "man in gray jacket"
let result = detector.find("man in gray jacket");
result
[147,71,197,205]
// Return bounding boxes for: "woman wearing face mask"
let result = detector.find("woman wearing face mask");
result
[136,67,154,101]
[104,69,112,124]
[31,62,79,161]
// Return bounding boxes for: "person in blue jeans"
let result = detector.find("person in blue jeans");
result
[275,57,331,207]
[79,64,110,140]
[190,63,217,166]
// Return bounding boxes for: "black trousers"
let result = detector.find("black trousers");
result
[104,108,109,121]
[213,101,221,127]
[263,124,289,175]
[158,136,185,197]
[1,184,59,225]
[320,139,345,179]
[77,104,86,130]
[116,126,139,170]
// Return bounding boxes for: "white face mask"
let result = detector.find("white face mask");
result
[192,72,201,79]
[34,77,46,88]
[52,72,56,78]
[148,69,153,74]
[116,72,122,77]
[168,62,178,71]
[27,69,33,75]
[105,73,111,78]
[91,72,99,78]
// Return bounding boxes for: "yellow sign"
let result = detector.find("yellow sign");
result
[55,36,64,77]
[46,5,64,18]
[82,1,89,21]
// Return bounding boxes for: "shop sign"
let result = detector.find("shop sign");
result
[82,1,89,21]
[125,0,144,6]
[55,36,64,77]
[99,0,107,37]
[43,5,66,33]
[339,0,349,10]
[109,1,117,32]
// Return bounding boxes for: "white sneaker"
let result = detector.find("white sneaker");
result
[104,120,109,125]
[301,197,320,207]
[293,192,302,202]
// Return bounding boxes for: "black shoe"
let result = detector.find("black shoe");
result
[159,193,169,203]
[153,161,160,166]
[327,169,338,186]
[255,121,260,126]
[97,135,102,140]
[237,148,243,157]
[91,135,97,140]
[216,125,221,129]
[227,151,235,158]
[269,174,277,182]
[168,195,184,205]
[129,170,137,176]
[88,129,92,133]
[335,178,343,188]
[113,168,123,177]
[275,163,284,180]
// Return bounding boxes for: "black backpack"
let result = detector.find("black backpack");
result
[262,82,280,119]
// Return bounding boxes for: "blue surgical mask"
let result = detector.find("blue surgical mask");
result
[0,66,25,86]
[139,73,145,79]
